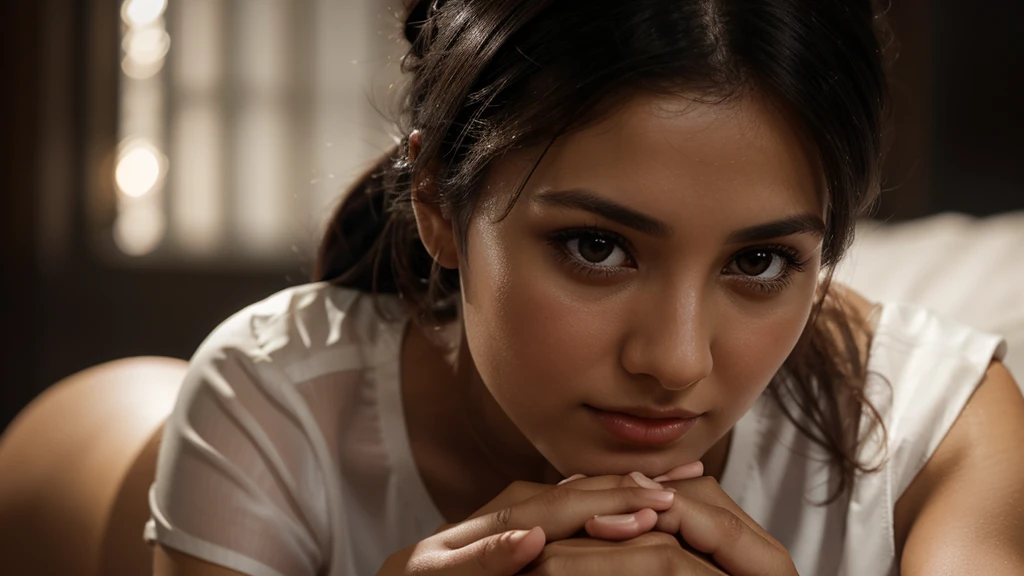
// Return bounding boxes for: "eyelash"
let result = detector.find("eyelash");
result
[547,227,636,280]
[726,244,809,296]
[546,227,810,295]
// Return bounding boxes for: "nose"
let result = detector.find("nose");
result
[620,287,714,391]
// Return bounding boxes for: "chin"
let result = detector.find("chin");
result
[548,443,705,479]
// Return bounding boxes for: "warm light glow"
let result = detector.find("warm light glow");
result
[121,24,170,79]
[172,102,224,253]
[122,0,167,27]
[113,202,166,256]
[115,142,162,197]
[122,57,163,80]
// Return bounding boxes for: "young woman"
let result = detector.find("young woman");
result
[147,1,1024,575]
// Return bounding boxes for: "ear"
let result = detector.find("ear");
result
[409,131,460,270]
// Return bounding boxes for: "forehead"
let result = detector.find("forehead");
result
[503,91,825,237]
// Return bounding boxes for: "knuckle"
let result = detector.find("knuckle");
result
[492,506,514,530]
[715,507,745,542]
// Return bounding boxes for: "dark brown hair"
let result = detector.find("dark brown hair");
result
[316,0,891,501]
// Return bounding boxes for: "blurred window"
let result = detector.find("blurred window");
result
[110,0,402,263]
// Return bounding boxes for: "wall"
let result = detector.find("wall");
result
[2,0,1023,432]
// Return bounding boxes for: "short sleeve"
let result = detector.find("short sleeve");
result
[841,303,1008,575]
[880,304,1007,498]
[146,306,333,576]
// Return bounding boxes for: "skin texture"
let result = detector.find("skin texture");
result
[153,91,1024,574]
[410,91,826,518]
[894,360,1024,575]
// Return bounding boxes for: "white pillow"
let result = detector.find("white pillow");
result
[836,211,1024,382]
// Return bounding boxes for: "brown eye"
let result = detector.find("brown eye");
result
[736,251,773,275]
[565,233,629,267]
[727,250,786,279]
[578,235,614,263]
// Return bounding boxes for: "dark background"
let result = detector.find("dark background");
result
[2,0,1023,432]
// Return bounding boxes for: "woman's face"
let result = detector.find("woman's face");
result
[456,92,824,477]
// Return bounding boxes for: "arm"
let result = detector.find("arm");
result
[895,360,1024,575]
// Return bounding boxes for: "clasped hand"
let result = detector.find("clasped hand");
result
[378,464,797,575]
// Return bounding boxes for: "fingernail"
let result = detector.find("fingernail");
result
[508,528,533,545]
[628,471,663,489]
[646,489,676,504]
[652,461,704,482]
[557,473,587,486]
[592,513,637,525]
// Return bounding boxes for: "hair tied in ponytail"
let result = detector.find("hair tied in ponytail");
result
[404,0,449,50]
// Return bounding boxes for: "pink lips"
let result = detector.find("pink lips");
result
[587,405,700,446]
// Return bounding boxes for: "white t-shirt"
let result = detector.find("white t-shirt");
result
[145,282,1007,576]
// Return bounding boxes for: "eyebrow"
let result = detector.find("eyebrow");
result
[726,213,826,243]
[535,189,672,237]
[535,188,826,242]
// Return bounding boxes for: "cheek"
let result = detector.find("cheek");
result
[712,285,817,416]
[460,220,608,414]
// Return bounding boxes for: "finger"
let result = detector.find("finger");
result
[556,473,587,486]
[468,481,550,520]
[651,461,704,482]
[446,526,546,576]
[625,533,728,574]
[443,487,676,548]
[520,539,726,576]
[657,476,777,544]
[583,507,658,541]
[560,471,662,492]
[661,494,795,576]
[535,532,724,571]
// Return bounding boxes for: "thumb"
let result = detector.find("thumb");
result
[448,526,545,576]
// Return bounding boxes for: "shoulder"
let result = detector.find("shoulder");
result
[833,284,1023,572]
[159,282,411,485]
[833,286,1023,572]
[162,282,411,453]
[894,360,1024,574]
[186,282,406,384]
[150,283,410,574]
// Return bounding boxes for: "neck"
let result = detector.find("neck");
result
[401,318,557,522]
[456,329,558,479]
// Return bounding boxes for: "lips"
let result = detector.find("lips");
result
[586,405,701,446]
[601,405,702,420]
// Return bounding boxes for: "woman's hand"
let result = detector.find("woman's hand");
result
[376,482,676,576]
[553,463,703,541]
[650,474,797,576]
[565,465,798,575]
[520,531,728,575]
